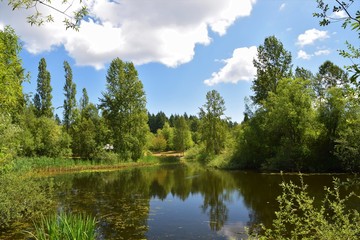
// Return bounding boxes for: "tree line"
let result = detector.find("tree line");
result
[1,15,359,172]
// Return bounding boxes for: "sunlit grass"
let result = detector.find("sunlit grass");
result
[30,212,97,240]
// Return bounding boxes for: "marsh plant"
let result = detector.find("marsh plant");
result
[31,212,97,240]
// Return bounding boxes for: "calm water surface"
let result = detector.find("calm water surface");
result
[2,163,358,239]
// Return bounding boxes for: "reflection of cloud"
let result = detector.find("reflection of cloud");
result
[217,221,248,240]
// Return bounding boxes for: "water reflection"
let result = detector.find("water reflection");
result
[2,164,358,239]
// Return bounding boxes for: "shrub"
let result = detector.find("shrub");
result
[0,173,54,227]
[249,176,360,239]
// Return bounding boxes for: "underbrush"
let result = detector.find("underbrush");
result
[0,173,54,227]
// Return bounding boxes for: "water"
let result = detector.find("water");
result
[1,164,358,239]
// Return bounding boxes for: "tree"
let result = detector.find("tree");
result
[199,90,227,155]
[0,26,25,118]
[173,116,193,154]
[295,67,313,80]
[262,78,318,171]
[99,58,149,160]
[63,61,77,131]
[314,0,360,82]
[252,36,292,105]
[5,0,89,30]
[313,61,348,99]
[34,58,53,118]
[162,122,174,150]
[79,87,89,112]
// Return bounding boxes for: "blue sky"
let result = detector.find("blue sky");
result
[0,0,357,122]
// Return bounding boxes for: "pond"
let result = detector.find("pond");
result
[1,163,358,239]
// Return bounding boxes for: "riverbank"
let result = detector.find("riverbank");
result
[12,154,181,176]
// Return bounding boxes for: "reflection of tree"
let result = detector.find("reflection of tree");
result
[233,172,344,229]
[51,164,244,237]
[196,170,236,231]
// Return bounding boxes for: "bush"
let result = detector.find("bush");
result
[0,173,54,227]
[94,149,120,164]
[249,175,360,239]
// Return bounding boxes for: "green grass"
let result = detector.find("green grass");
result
[30,212,97,240]
[11,154,173,174]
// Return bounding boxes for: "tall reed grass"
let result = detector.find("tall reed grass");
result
[31,212,97,240]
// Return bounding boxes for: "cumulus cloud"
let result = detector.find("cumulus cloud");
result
[297,50,312,60]
[296,28,329,47]
[204,46,257,86]
[0,0,257,69]
[314,49,330,56]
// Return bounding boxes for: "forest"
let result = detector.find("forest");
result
[1,26,360,173]
[0,0,360,239]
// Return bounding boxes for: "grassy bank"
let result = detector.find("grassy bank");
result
[11,154,181,175]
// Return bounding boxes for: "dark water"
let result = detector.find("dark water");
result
[2,164,359,239]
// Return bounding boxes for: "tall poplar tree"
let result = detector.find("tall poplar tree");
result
[252,36,292,105]
[63,61,77,131]
[34,58,53,118]
[99,58,149,160]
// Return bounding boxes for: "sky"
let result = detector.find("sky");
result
[0,0,357,122]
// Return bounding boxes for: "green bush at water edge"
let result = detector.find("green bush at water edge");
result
[248,176,360,239]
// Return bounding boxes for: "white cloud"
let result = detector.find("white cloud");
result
[297,50,312,60]
[286,27,292,32]
[314,49,330,56]
[296,28,329,47]
[204,46,257,86]
[331,10,347,19]
[0,0,257,69]
[279,3,286,11]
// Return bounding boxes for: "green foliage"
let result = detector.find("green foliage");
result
[262,78,317,171]
[18,108,72,158]
[173,116,193,153]
[63,61,77,132]
[0,173,54,227]
[252,35,292,105]
[334,93,360,172]
[314,0,360,83]
[199,90,228,155]
[250,176,360,239]
[0,26,25,118]
[34,58,53,118]
[99,58,149,161]
[149,130,167,152]
[161,122,174,150]
[31,212,97,240]
[6,0,89,30]
[0,113,21,173]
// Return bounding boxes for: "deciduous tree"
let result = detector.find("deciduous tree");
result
[252,36,292,105]
[199,90,227,155]
[0,26,25,118]
[99,58,149,160]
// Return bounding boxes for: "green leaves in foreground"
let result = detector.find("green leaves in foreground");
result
[31,212,97,240]
[250,176,360,240]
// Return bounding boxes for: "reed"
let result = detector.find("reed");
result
[31,212,97,240]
